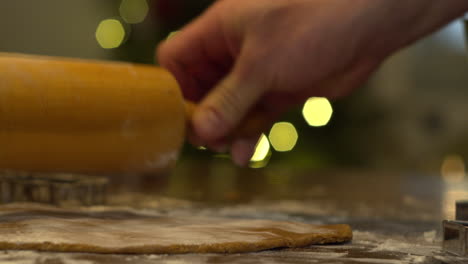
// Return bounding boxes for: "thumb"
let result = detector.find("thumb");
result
[192,68,265,143]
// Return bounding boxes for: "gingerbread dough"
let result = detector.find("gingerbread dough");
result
[0,204,352,254]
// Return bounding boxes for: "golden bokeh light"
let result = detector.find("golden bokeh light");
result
[119,0,149,24]
[302,97,333,127]
[441,154,466,182]
[250,134,270,162]
[268,122,298,152]
[249,134,271,168]
[95,19,126,49]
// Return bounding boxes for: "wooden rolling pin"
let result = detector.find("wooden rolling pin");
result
[0,53,264,175]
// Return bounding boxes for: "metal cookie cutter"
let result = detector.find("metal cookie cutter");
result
[443,201,468,256]
[0,170,108,206]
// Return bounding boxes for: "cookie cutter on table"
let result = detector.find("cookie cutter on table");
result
[0,171,108,206]
[442,201,468,256]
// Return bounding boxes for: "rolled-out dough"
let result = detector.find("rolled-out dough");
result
[0,204,352,254]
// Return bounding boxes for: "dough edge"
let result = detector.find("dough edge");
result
[0,224,352,254]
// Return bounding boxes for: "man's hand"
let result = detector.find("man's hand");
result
[157,0,468,166]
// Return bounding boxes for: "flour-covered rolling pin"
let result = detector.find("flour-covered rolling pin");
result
[0,53,266,174]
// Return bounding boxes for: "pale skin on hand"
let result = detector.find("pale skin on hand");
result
[157,0,468,166]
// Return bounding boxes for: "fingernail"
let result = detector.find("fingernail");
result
[193,107,222,140]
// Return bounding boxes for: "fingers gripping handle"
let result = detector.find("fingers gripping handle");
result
[184,101,269,139]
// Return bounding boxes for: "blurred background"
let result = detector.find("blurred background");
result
[0,0,466,180]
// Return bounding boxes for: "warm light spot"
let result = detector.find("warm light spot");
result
[249,134,271,168]
[197,146,207,150]
[441,154,466,182]
[119,0,149,24]
[250,134,270,162]
[302,97,333,127]
[442,190,468,219]
[167,31,179,40]
[268,122,298,152]
[95,19,126,49]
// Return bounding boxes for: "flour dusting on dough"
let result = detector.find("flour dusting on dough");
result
[0,205,352,254]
